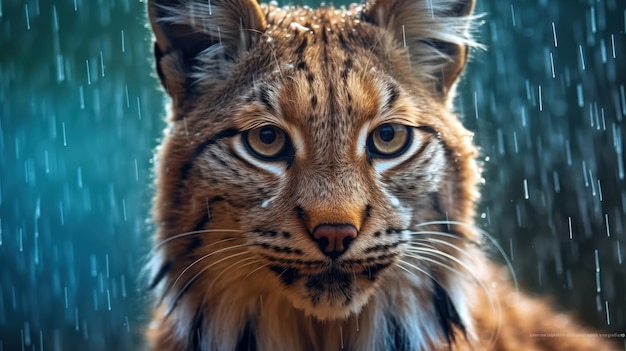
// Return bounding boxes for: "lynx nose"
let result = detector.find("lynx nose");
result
[312,224,358,259]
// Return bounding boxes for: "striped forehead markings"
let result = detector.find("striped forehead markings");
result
[255,83,277,114]
[384,83,400,111]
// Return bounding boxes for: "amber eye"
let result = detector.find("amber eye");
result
[367,123,412,158]
[244,125,290,160]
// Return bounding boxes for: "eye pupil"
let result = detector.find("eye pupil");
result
[244,126,290,161]
[378,125,395,142]
[259,127,277,144]
[368,123,412,158]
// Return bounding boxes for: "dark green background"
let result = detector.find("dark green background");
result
[0,0,624,349]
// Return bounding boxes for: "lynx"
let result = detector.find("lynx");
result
[145,0,619,349]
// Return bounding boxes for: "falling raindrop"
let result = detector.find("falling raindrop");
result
[594,249,601,293]
[510,4,516,27]
[121,30,125,52]
[99,51,105,77]
[136,96,142,120]
[605,301,611,326]
[568,217,573,240]
[24,4,30,30]
[79,85,85,109]
[523,179,529,199]
[134,159,139,181]
[122,199,128,222]
[576,84,584,107]
[590,6,597,33]
[106,290,112,311]
[125,84,130,108]
[85,60,91,85]
[64,286,68,309]
[578,45,586,70]
[610,34,616,58]
[473,91,479,119]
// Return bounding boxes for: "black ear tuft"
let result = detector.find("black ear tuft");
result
[148,0,267,104]
[361,0,478,100]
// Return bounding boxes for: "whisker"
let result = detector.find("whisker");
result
[212,256,258,283]
[407,230,479,245]
[403,249,502,343]
[198,259,263,323]
[411,221,518,292]
[405,246,492,300]
[205,257,260,293]
[166,250,251,316]
[398,256,498,324]
[409,238,477,270]
[153,229,241,250]
[244,263,270,280]
[407,230,509,344]
[159,243,255,306]
[404,249,486,291]
[410,237,480,264]
[145,236,242,292]
[395,259,438,284]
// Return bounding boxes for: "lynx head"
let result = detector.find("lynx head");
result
[147,0,481,341]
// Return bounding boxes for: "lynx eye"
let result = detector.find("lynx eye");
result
[368,123,412,158]
[244,125,289,160]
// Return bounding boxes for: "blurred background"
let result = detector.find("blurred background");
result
[0,0,624,349]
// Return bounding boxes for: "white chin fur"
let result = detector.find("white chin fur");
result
[287,284,375,321]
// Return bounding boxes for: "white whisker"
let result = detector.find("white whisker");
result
[161,243,255,305]
[153,229,241,250]
[166,250,251,315]
[244,263,270,280]
[403,249,502,343]
[396,259,436,282]
[410,237,479,264]
[412,221,518,292]
[205,257,260,292]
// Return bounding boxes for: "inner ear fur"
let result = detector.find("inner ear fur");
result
[148,0,267,104]
[361,0,478,99]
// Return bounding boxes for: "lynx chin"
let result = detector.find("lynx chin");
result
[144,0,619,350]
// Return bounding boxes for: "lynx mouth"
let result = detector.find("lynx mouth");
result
[268,261,392,288]
[268,262,393,319]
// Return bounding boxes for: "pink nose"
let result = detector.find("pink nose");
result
[312,224,358,258]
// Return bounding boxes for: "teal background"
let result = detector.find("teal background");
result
[0,0,624,349]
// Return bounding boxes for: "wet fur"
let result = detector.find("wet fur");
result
[144,0,620,350]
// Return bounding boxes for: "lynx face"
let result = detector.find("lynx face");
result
[147,0,481,349]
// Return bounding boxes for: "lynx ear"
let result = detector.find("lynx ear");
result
[148,0,267,104]
[361,0,478,99]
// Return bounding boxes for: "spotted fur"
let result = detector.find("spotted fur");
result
[145,0,620,350]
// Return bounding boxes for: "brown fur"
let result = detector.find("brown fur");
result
[145,0,620,350]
